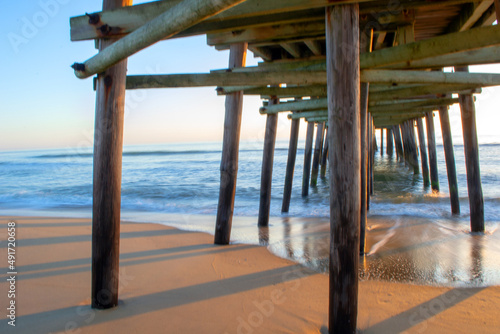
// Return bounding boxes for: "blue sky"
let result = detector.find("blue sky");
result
[1,0,500,151]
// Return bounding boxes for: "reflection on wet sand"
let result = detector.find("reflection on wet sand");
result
[266,215,500,287]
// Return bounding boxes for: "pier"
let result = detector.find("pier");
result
[70,0,496,331]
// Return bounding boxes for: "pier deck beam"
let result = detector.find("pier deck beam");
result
[439,106,460,214]
[326,4,360,333]
[416,118,431,187]
[425,111,440,192]
[311,122,325,187]
[302,121,315,197]
[91,0,132,310]
[281,118,300,213]
[214,43,247,244]
[258,97,279,227]
[456,66,485,232]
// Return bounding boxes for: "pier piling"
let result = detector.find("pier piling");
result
[326,4,360,333]
[214,43,247,244]
[282,118,300,213]
[425,111,440,192]
[302,121,315,197]
[439,106,460,214]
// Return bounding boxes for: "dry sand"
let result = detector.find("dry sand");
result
[0,216,498,333]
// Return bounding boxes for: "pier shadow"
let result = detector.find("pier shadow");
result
[0,228,190,248]
[0,244,259,281]
[363,287,485,333]
[1,264,315,333]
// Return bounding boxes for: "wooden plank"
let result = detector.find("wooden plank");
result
[447,1,494,33]
[360,25,500,69]
[302,121,315,197]
[368,97,458,113]
[456,66,485,233]
[214,43,247,245]
[126,71,326,90]
[71,0,372,41]
[416,118,431,187]
[91,0,132,310]
[261,98,327,114]
[305,39,323,56]
[369,84,481,102]
[310,122,324,187]
[439,106,460,215]
[326,5,360,333]
[126,70,500,92]
[288,110,328,119]
[258,97,279,227]
[72,0,247,78]
[280,42,302,58]
[425,111,440,192]
[281,118,300,213]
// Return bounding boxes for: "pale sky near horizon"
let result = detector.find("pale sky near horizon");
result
[1,0,500,152]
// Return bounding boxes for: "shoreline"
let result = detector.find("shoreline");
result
[1,215,499,333]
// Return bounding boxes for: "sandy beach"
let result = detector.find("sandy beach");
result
[0,216,499,333]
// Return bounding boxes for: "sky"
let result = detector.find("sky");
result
[1,0,500,151]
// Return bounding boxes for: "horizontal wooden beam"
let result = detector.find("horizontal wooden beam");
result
[363,70,500,86]
[72,0,246,78]
[368,97,459,113]
[260,98,327,114]
[125,69,500,92]
[370,84,481,102]
[288,110,328,119]
[71,0,366,42]
[361,25,500,69]
[125,71,326,89]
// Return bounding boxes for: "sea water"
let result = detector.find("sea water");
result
[0,140,499,287]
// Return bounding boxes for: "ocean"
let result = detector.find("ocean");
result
[0,140,499,287]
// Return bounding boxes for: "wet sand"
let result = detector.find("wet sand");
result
[0,216,499,333]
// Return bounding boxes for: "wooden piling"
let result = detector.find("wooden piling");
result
[456,66,484,233]
[360,82,369,255]
[386,128,394,157]
[326,5,360,333]
[258,97,279,227]
[406,120,420,174]
[425,111,440,192]
[370,115,374,196]
[302,121,315,197]
[214,43,247,245]
[311,122,325,187]
[380,128,384,156]
[400,123,408,164]
[320,127,329,178]
[393,125,404,161]
[91,0,132,310]
[281,118,300,213]
[416,118,430,187]
[438,106,460,214]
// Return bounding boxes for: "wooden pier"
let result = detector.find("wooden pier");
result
[70,0,496,331]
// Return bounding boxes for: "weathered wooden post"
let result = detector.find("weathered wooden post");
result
[393,125,404,161]
[455,66,484,233]
[439,106,460,214]
[386,128,394,157]
[91,0,132,310]
[281,118,300,213]
[326,4,360,333]
[416,118,430,187]
[380,128,384,156]
[425,111,440,192]
[214,43,247,244]
[258,97,279,227]
[320,127,329,178]
[406,120,420,174]
[311,122,325,186]
[302,121,315,197]
[360,27,372,255]
[370,115,375,196]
